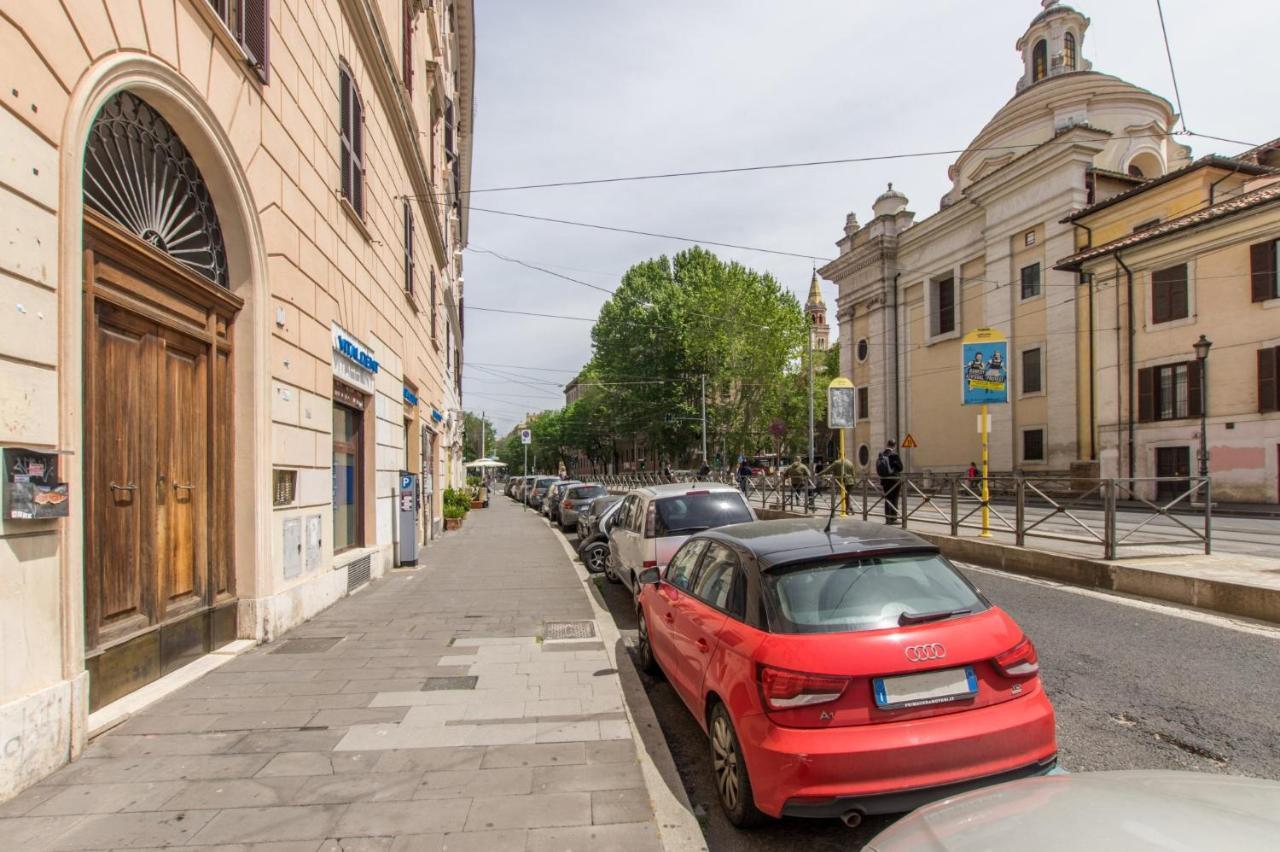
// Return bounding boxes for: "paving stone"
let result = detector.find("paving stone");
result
[340,679,426,694]
[413,767,532,800]
[280,692,377,710]
[50,754,274,785]
[526,821,662,851]
[319,838,396,852]
[111,714,220,735]
[464,792,590,831]
[293,770,423,804]
[371,747,486,774]
[229,729,345,753]
[256,752,338,778]
[191,804,345,844]
[81,732,247,759]
[535,721,600,743]
[306,707,409,727]
[460,702,525,721]
[205,710,319,732]
[268,680,353,696]
[48,809,218,850]
[531,761,644,794]
[431,829,525,852]
[523,699,580,717]
[29,781,186,816]
[335,798,471,836]
[0,785,60,817]
[159,776,307,810]
[479,742,587,769]
[598,720,632,741]
[584,740,637,764]
[591,788,655,825]
[0,814,80,847]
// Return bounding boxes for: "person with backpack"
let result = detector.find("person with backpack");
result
[876,440,904,524]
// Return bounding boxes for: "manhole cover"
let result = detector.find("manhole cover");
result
[423,676,478,691]
[543,621,597,641]
[270,637,342,654]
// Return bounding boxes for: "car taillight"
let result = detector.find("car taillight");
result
[562,500,572,509]
[759,665,849,710]
[642,560,657,568]
[994,636,1039,678]
[643,502,656,538]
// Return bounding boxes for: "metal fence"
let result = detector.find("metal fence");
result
[593,472,1212,560]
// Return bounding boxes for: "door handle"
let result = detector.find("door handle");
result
[696,638,710,654]
[108,482,137,492]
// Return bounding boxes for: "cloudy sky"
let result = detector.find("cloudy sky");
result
[461,0,1277,434]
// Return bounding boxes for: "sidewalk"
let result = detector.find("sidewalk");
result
[0,500,667,850]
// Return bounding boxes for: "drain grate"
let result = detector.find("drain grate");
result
[271,637,342,654]
[543,621,597,641]
[423,676,478,691]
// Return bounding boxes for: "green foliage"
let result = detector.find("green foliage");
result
[466,474,482,488]
[443,487,470,519]
[462,412,498,462]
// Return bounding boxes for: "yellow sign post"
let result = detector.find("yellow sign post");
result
[962,328,1009,539]
[827,377,855,516]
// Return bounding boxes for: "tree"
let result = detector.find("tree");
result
[462,411,497,462]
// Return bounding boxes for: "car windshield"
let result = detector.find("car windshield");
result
[569,485,606,501]
[654,493,752,536]
[762,554,986,634]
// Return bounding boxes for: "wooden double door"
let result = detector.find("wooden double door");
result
[83,214,240,710]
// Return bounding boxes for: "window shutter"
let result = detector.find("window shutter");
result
[1138,367,1155,422]
[1260,347,1279,413]
[1251,241,1276,303]
[402,0,414,93]
[242,0,270,84]
[339,68,352,203]
[403,200,414,295]
[353,90,365,217]
[1187,359,1203,418]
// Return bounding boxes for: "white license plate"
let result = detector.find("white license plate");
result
[873,666,977,709]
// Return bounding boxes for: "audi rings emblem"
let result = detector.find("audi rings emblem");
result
[904,643,946,662]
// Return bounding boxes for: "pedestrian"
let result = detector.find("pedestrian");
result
[662,462,673,482]
[967,461,978,481]
[737,458,753,493]
[876,440,904,524]
[782,458,811,509]
[697,460,711,479]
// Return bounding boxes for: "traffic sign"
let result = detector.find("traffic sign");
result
[901,433,917,449]
[520,429,532,445]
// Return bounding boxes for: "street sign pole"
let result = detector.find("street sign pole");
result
[827,377,855,518]
[980,404,991,537]
[962,328,1007,540]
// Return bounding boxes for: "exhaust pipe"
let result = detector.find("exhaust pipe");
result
[840,809,864,829]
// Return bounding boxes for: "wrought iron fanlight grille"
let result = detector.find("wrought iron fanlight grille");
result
[84,91,229,287]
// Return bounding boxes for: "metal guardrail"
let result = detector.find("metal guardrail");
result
[590,472,1212,559]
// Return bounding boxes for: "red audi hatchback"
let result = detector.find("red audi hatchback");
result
[634,516,1057,828]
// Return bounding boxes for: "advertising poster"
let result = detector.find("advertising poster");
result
[962,328,1009,405]
[827,378,855,428]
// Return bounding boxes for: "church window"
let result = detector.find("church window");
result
[1063,32,1077,71]
[1032,40,1048,82]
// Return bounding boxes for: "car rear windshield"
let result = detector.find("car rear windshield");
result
[568,485,606,500]
[762,554,985,634]
[654,493,752,536]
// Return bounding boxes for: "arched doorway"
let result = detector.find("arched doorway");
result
[80,91,242,710]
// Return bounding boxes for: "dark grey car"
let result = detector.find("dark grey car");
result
[542,480,579,521]
[526,476,557,508]
[558,483,608,531]
[576,497,623,574]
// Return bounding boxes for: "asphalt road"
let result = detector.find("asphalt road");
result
[572,530,1280,851]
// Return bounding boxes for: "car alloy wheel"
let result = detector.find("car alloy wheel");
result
[636,606,660,675]
[583,543,608,574]
[709,704,765,828]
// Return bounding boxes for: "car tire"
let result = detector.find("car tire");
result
[603,554,621,584]
[636,605,661,676]
[709,703,767,829]
[581,543,609,575]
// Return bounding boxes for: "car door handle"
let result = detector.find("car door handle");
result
[696,638,710,654]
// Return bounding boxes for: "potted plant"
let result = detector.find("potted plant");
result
[443,487,470,530]
[467,475,486,509]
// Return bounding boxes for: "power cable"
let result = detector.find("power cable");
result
[1155,0,1188,132]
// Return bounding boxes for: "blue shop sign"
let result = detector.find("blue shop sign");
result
[403,387,419,405]
[431,408,444,423]
[336,335,379,373]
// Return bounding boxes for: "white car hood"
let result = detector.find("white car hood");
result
[867,771,1280,852]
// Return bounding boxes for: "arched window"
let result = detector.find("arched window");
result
[1128,163,1145,178]
[1063,32,1077,71]
[1032,40,1048,82]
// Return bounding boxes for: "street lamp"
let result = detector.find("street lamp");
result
[1193,335,1212,477]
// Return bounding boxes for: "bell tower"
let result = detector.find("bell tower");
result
[806,270,830,351]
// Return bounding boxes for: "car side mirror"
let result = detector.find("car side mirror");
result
[637,567,660,586]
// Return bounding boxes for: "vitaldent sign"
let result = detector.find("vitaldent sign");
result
[331,323,378,394]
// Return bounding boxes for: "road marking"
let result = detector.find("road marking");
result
[960,563,1280,641]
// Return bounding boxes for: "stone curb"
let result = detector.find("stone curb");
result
[548,524,709,852]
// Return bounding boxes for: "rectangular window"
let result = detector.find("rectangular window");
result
[206,1,270,84]
[339,63,365,218]
[857,386,869,421]
[932,276,955,336]
[1259,346,1280,413]
[332,394,364,553]
[402,0,414,93]
[1138,362,1202,422]
[1151,264,1189,324]
[430,269,438,344]
[1022,428,1045,463]
[1020,262,1041,299]
[403,199,415,296]
[1251,239,1279,302]
[1021,347,1043,395]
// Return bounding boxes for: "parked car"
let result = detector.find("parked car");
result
[633,516,1057,828]
[864,770,1280,851]
[559,483,608,531]
[607,483,754,595]
[543,480,579,521]
[527,476,558,509]
[577,494,622,541]
[577,497,624,574]
[511,475,534,501]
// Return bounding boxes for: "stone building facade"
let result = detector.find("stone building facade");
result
[0,0,472,799]
[820,1,1191,474]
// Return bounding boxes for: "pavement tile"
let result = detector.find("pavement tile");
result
[159,776,308,810]
[228,730,345,754]
[598,720,632,741]
[142,696,290,716]
[256,752,339,778]
[111,713,220,735]
[28,781,186,816]
[584,740,637,764]
[334,799,471,836]
[293,770,423,804]
[536,684,593,701]
[463,792,590,831]
[413,767,532,800]
[371,747,486,774]
[461,723,539,746]
[590,788,654,825]
[523,699,580,717]
[81,732,246,759]
[531,762,644,794]
[432,829,525,852]
[340,679,426,694]
[0,814,81,847]
[50,754,274,785]
[535,721,600,743]
[459,702,525,721]
[479,742,587,769]
[191,804,345,844]
[267,680,353,696]
[47,809,218,850]
[435,655,479,667]
[205,710,319,732]
[305,707,409,727]
[400,706,468,727]
[280,693,377,710]
[525,821,661,851]
[320,839,396,852]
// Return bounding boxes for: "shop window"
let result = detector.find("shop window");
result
[1151,264,1188,324]
[333,389,365,552]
